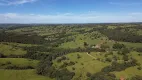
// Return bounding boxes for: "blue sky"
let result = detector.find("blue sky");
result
[0,0,142,23]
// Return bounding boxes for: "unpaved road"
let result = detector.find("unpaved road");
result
[87,53,97,59]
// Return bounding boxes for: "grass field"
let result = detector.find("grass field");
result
[1,25,142,80]
[53,52,110,80]
[0,58,39,69]
[0,43,26,56]
[111,51,142,79]
[120,42,142,48]
[59,32,108,49]
[0,69,54,80]
[53,51,142,80]
[113,66,142,79]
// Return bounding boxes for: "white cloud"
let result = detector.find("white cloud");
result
[0,12,142,23]
[129,12,142,15]
[109,2,142,6]
[0,0,37,6]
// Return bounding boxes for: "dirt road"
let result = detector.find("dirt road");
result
[87,53,97,59]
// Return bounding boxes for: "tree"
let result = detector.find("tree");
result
[86,72,91,77]
[72,67,75,70]
[0,53,5,58]
[136,48,142,52]
[131,75,142,80]
[84,42,88,47]
[123,55,129,61]
[121,48,130,55]
[137,66,141,70]
[113,43,125,49]
[77,54,81,59]
[90,72,116,80]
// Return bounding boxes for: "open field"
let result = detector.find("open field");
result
[0,43,26,56]
[53,52,111,79]
[53,51,142,80]
[0,24,142,80]
[0,58,39,69]
[0,69,53,80]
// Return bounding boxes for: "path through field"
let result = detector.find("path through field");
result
[87,53,97,59]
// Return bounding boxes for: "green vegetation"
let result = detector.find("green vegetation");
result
[0,43,26,56]
[0,58,39,69]
[0,23,142,80]
[0,69,53,80]
[53,52,110,80]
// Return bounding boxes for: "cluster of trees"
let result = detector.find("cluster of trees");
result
[113,43,126,49]
[89,72,116,80]
[36,59,75,80]
[136,48,142,52]
[0,61,34,70]
[5,65,34,70]
[42,32,74,47]
[0,31,46,44]
[117,48,130,55]
[0,53,6,58]
[130,75,142,80]
[102,58,138,72]
[99,27,142,43]
[24,50,49,60]
[60,61,75,68]
[0,52,23,58]
[57,56,68,63]
[24,45,106,60]
[1,24,141,80]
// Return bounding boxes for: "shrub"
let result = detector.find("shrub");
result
[0,53,5,58]
[69,61,75,66]
[131,75,142,80]
[113,43,125,49]
[77,54,81,59]
[72,67,75,70]
[90,72,116,80]
[105,58,112,62]
[86,72,91,77]
[137,66,141,70]
[136,48,142,52]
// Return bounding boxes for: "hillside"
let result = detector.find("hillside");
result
[0,23,142,80]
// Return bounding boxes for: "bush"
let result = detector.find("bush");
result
[72,67,75,70]
[136,48,142,52]
[6,61,11,64]
[102,58,138,72]
[90,72,116,80]
[55,68,75,80]
[137,66,141,70]
[5,65,34,70]
[121,48,130,55]
[0,53,6,58]
[113,43,125,49]
[57,56,67,63]
[84,42,88,47]
[77,54,81,59]
[68,61,75,66]
[131,75,142,80]
[123,55,129,61]
[105,58,112,62]
[86,72,91,77]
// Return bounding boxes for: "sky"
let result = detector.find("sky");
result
[0,0,142,23]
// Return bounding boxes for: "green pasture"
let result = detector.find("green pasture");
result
[0,43,26,56]
[53,52,110,80]
[0,69,54,80]
[0,58,39,69]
